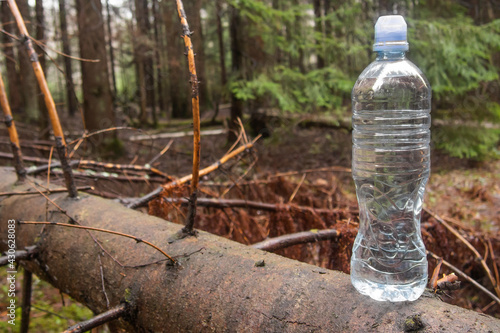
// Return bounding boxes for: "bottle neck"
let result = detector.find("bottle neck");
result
[376,51,406,61]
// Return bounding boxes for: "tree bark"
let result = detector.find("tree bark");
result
[105,0,118,102]
[229,4,243,142]
[0,167,499,332]
[185,0,209,110]
[313,0,325,69]
[58,0,78,117]
[215,0,227,87]
[16,0,40,122]
[35,0,49,139]
[152,0,164,122]
[163,0,189,118]
[1,1,23,114]
[134,0,155,122]
[76,0,114,132]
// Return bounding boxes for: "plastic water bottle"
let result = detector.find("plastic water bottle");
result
[350,15,431,302]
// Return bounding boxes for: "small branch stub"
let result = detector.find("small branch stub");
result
[63,303,128,333]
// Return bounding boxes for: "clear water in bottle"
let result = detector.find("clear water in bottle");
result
[350,15,431,302]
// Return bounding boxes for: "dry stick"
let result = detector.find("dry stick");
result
[126,142,255,209]
[75,160,170,178]
[0,151,50,164]
[164,197,351,215]
[252,229,340,252]
[0,71,25,181]
[0,246,38,266]
[175,0,201,236]
[20,269,33,333]
[164,142,255,191]
[63,303,128,333]
[425,207,500,298]
[427,250,500,306]
[430,257,443,290]
[68,126,140,158]
[97,254,110,308]
[488,239,500,292]
[0,186,93,197]
[147,139,174,165]
[7,0,77,198]
[288,173,306,203]
[29,35,99,62]
[18,221,175,263]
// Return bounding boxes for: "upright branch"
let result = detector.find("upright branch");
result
[7,0,77,197]
[175,0,201,236]
[0,71,25,181]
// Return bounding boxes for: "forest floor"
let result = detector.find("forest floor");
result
[0,112,499,331]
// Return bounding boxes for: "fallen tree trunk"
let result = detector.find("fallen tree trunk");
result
[0,167,499,332]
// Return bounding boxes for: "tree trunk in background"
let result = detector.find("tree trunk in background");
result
[17,0,39,123]
[105,0,118,102]
[76,0,114,132]
[1,2,22,113]
[185,0,209,111]
[215,0,227,87]
[142,0,156,119]
[229,4,243,142]
[134,0,149,123]
[35,0,49,139]
[313,0,325,69]
[58,0,78,118]
[163,0,189,118]
[152,0,165,121]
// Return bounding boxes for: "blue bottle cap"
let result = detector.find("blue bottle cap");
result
[373,15,409,52]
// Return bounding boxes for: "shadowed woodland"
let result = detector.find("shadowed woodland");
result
[0,0,500,331]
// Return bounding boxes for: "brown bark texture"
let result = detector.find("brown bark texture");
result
[0,167,499,332]
[58,0,79,117]
[1,1,23,113]
[163,0,189,118]
[16,0,40,122]
[76,0,114,132]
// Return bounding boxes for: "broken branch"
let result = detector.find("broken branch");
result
[63,303,128,333]
[252,229,340,252]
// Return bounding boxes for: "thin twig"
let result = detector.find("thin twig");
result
[163,197,352,215]
[488,239,500,293]
[127,142,256,209]
[288,173,306,203]
[0,71,26,181]
[252,229,340,252]
[175,0,201,235]
[97,254,110,308]
[148,139,174,165]
[0,186,93,197]
[20,270,33,333]
[427,250,500,306]
[425,207,500,298]
[29,35,99,62]
[18,221,175,263]
[163,142,255,191]
[63,303,128,333]
[0,246,38,266]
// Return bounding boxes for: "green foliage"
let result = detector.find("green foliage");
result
[410,18,500,97]
[231,66,353,113]
[227,0,500,160]
[433,125,500,160]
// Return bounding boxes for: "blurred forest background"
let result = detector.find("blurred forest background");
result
[1,0,500,331]
[0,0,499,159]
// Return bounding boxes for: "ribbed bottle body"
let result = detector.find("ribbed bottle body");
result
[350,53,431,302]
